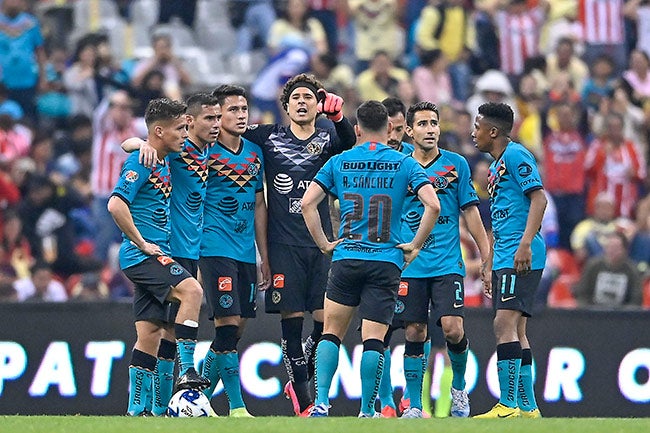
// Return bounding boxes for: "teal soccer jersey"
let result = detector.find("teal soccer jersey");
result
[488,142,546,270]
[401,149,479,278]
[314,141,431,268]
[168,139,209,260]
[201,138,264,263]
[111,151,172,269]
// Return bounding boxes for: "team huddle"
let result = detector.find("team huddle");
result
[107,73,547,419]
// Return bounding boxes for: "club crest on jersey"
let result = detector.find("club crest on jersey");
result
[219,294,234,308]
[394,300,405,314]
[247,162,260,176]
[306,140,323,155]
[274,173,294,194]
[124,170,139,182]
[289,198,302,214]
[169,264,184,276]
[432,176,449,189]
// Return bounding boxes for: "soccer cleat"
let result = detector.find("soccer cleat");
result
[398,397,411,413]
[208,405,219,417]
[520,408,542,419]
[380,405,397,418]
[358,412,382,418]
[400,407,424,418]
[309,403,329,417]
[175,367,210,391]
[450,387,470,417]
[127,410,152,417]
[473,403,520,419]
[284,381,301,415]
[229,407,254,417]
[298,404,314,417]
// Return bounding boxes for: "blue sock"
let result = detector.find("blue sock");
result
[215,352,245,410]
[152,359,174,415]
[175,323,199,375]
[447,336,468,391]
[404,341,425,410]
[518,349,538,411]
[314,335,341,407]
[127,349,156,416]
[360,339,384,416]
[378,348,395,409]
[201,348,221,399]
[496,342,522,408]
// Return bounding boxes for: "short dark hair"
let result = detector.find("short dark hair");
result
[477,102,514,135]
[212,84,247,107]
[144,98,187,128]
[406,101,439,127]
[356,100,388,133]
[280,73,323,111]
[381,97,406,118]
[186,92,219,116]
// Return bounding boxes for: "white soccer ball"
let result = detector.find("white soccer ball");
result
[167,389,211,417]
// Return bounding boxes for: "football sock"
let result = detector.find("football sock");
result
[280,317,312,411]
[378,348,396,409]
[496,341,522,408]
[305,320,323,380]
[175,322,199,375]
[404,341,425,410]
[152,339,176,416]
[447,335,468,391]
[128,349,156,416]
[201,344,220,399]
[314,334,341,407]
[213,325,245,410]
[518,348,538,411]
[360,339,384,416]
[435,364,453,417]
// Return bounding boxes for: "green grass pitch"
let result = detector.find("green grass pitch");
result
[1,416,649,433]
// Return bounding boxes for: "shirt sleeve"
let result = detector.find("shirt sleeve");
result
[110,153,150,204]
[406,157,432,194]
[457,156,480,209]
[313,157,336,196]
[509,146,543,195]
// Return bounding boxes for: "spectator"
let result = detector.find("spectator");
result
[471,159,491,232]
[542,6,584,57]
[579,0,627,76]
[543,101,588,250]
[229,0,276,54]
[349,0,403,73]
[90,90,146,263]
[14,260,68,302]
[308,0,339,55]
[356,51,412,102]
[0,208,31,278]
[471,0,500,74]
[69,271,109,301]
[132,69,166,118]
[570,192,632,264]
[36,46,71,129]
[415,0,474,101]
[545,37,589,94]
[574,231,643,308]
[0,263,18,302]
[0,0,47,122]
[0,114,31,166]
[130,33,191,101]
[465,69,518,121]
[63,35,99,118]
[621,49,650,105]
[268,0,328,55]
[411,49,453,107]
[581,54,617,113]
[0,83,24,120]
[629,194,650,275]
[585,112,646,219]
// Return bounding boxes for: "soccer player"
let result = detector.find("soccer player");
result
[199,84,270,418]
[121,93,221,415]
[108,98,208,416]
[393,101,491,418]
[472,102,546,419]
[243,73,355,416]
[382,97,414,154]
[302,100,441,417]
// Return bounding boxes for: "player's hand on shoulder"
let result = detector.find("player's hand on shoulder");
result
[139,141,159,168]
[317,89,344,122]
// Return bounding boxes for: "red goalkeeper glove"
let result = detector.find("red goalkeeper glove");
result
[317,89,344,122]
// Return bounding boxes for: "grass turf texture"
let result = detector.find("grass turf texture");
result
[1,416,649,433]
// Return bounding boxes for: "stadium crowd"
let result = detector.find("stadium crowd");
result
[0,0,649,310]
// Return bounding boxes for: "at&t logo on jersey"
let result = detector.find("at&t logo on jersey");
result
[273,174,293,194]
[218,277,232,292]
[273,274,285,288]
